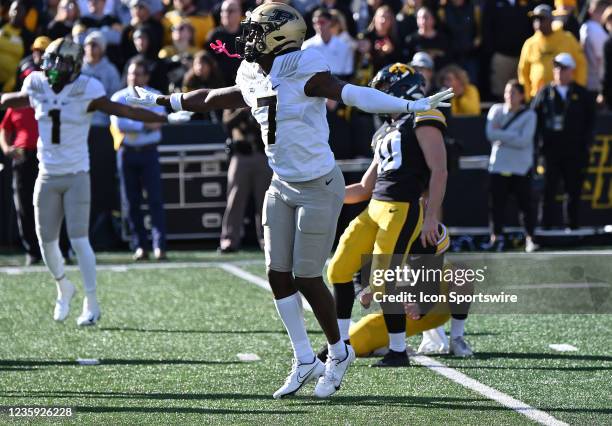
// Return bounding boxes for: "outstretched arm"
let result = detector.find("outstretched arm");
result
[0,92,31,110]
[89,97,168,122]
[345,158,378,204]
[127,85,248,113]
[304,72,454,113]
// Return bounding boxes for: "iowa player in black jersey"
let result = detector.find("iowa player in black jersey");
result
[324,63,449,366]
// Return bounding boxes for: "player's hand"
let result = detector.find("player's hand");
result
[420,216,440,247]
[359,289,373,309]
[167,110,193,124]
[126,86,160,107]
[404,302,421,320]
[409,88,454,112]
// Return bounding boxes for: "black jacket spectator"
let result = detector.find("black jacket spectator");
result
[46,0,80,40]
[442,0,478,65]
[205,26,241,86]
[532,82,596,159]
[481,0,535,57]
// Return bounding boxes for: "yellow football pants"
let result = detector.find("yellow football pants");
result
[327,199,423,287]
[349,301,451,356]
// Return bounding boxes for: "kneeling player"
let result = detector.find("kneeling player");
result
[349,231,474,360]
[324,63,449,366]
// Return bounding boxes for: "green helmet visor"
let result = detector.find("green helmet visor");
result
[41,54,75,85]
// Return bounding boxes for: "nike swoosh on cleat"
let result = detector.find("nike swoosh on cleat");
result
[296,366,317,383]
[325,178,333,185]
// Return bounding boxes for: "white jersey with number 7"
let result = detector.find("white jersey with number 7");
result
[21,71,106,176]
[235,48,336,183]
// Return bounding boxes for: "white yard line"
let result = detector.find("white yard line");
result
[220,262,569,426]
[410,355,568,426]
[218,263,313,312]
[0,258,263,275]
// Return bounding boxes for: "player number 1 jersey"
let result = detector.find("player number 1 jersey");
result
[21,71,106,176]
[235,48,336,182]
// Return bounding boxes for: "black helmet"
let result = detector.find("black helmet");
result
[369,62,425,102]
[41,38,83,88]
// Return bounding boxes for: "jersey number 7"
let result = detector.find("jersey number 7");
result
[49,109,61,144]
[256,96,277,145]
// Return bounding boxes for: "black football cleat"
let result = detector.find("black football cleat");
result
[370,349,410,367]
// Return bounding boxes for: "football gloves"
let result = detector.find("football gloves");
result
[410,88,454,112]
[126,86,161,107]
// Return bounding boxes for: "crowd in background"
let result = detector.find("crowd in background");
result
[0,0,610,106]
[1,0,611,258]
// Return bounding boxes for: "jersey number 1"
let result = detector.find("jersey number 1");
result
[49,109,61,144]
[256,96,277,145]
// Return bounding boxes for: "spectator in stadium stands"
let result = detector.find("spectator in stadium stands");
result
[164,0,215,48]
[329,8,355,48]
[218,107,272,253]
[159,18,197,59]
[120,0,164,64]
[15,36,50,90]
[76,0,123,44]
[552,0,580,40]
[125,27,168,92]
[110,59,167,261]
[0,107,41,265]
[0,1,28,91]
[602,6,612,109]
[518,4,587,100]
[481,0,534,100]
[82,30,122,126]
[362,5,402,73]
[74,0,124,66]
[302,8,354,78]
[532,53,596,230]
[205,0,242,85]
[396,0,421,45]
[302,8,355,158]
[440,0,479,84]
[485,79,538,253]
[580,0,611,94]
[304,0,357,39]
[410,51,437,95]
[44,0,61,22]
[402,6,450,71]
[182,50,224,120]
[77,0,117,16]
[47,0,80,39]
[437,64,481,115]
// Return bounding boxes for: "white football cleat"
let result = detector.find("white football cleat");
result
[418,326,449,355]
[273,357,325,399]
[53,280,76,322]
[76,296,101,326]
[450,336,474,357]
[314,344,355,398]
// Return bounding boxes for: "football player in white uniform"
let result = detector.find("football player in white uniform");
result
[0,38,190,326]
[127,2,453,398]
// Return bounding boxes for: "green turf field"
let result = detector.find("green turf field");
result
[0,251,611,425]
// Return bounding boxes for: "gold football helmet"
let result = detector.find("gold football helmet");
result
[236,2,306,62]
[41,38,84,87]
